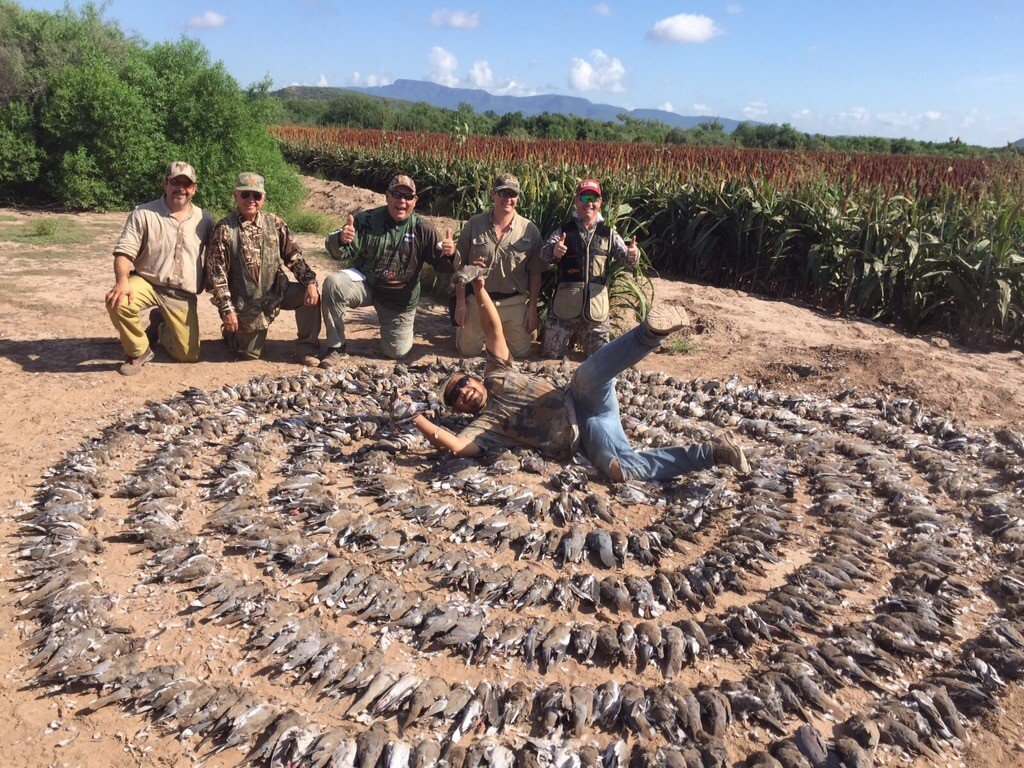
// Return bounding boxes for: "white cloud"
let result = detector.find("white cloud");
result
[429,9,480,29]
[922,110,943,121]
[349,71,393,87]
[468,60,493,89]
[426,46,459,87]
[742,100,769,119]
[568,49,626,92]
[843,106,871,124]
[726,4,742,14]
[317,74,329,87]
[186,10,226,29]
[593,2,611,16]
[658,102,675,113]
[647,13,722,43]
[692,103,713,114]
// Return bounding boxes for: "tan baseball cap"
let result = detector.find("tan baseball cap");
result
[387,174,416,195]
[492,173,521,194]
[235,172,265,194]
[165,161,196,183]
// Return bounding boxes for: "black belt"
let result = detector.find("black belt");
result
[466,286,520,301]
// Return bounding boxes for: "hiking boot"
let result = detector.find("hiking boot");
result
[145,308,164,349]
[296,342,321,367]
[318,347,348,369]
[711,431,750,474]
[646,302,691,335]
[607,458,626,484]
[118,347,155,376]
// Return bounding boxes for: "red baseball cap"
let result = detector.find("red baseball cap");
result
[576,178,602,197]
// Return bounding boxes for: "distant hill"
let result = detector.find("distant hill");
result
[1013,139,1024,147]
[275,79,749,133]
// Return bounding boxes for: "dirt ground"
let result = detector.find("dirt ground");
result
[1,176,1023,767]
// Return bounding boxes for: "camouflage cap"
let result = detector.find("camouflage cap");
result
[387,174,417,195]
[235,172,265,194]
[165,161,196,183]
[492,173,521,195]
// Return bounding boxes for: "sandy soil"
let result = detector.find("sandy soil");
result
[1,176,1022,768]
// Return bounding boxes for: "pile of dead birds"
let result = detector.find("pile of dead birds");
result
[13,358,1024,768]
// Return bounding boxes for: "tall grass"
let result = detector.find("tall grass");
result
[274,125,1024,345]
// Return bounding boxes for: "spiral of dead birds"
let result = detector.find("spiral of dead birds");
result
[13,359,1024,768]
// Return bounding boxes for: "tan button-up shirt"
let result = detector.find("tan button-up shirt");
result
[113,197,215,294]
[454,211,543,296]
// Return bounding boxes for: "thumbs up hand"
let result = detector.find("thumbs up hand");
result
[553,232,568,260]
[339,214,356,245]
[625,234,640,266]
[441,227,455,258]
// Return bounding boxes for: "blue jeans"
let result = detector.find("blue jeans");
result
[569,321,713,481]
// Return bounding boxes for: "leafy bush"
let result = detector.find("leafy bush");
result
[0,1,303,212]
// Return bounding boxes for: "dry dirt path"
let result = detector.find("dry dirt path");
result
[1,178,1022,767]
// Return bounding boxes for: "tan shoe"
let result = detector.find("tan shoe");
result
[646,302,691,335]
[296,343,321,367]
[711,431,750,474]
[318,348,348,369]
[118,347,154,376]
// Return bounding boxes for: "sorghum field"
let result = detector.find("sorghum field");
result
[274,125,1024,346]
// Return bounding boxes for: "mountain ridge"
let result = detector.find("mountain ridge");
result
[275,79,750,132]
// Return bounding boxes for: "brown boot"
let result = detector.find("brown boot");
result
[118,347,155,376]
[296,342,321,367]
[712,431,750,474]
[646,302,691,335]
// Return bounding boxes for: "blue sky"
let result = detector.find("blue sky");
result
[20,0,1024,145]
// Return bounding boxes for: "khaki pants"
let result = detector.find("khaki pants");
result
[107,274,199,361]
[321,271,415,360]
[455,292,533,358]
[225,281,322,360]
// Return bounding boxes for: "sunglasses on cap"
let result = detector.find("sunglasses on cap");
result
[390,190,417,201]
[444,374,472,407]
[239,191,263,201]
[578,193,601,204]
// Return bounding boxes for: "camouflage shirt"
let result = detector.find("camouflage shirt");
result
[457,351,577,459]
[205,211,316,315]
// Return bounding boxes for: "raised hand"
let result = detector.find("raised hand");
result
[626,234,640,266]
[553,232,568,259]
[340,214,355,245]
[441,227,455,258]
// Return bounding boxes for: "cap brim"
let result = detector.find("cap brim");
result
[389,185,416,194]
[236,186,264,193]
[168,174,196,183]
[493,185,519,194]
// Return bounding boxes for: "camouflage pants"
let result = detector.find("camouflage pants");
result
[540,315,610,359]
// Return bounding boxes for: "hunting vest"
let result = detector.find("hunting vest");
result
[356,212,422,286]
[225,212,287,332]
[551,218,612,322]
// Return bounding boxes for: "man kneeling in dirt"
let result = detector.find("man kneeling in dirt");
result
[400,268,750,482]
[105,162,215,375]
[204,173,322,365]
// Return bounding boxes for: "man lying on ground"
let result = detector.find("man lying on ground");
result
[399,266,749,482]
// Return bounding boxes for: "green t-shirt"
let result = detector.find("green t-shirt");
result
[325,206,447,310]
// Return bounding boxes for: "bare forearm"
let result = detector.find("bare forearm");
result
[412,414,476,455]
[113,254,133,282]
[528,271,541,305]
[455,283,466,306]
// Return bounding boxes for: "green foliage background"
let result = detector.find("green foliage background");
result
[0,1,303,213]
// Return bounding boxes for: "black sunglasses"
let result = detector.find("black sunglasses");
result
[495,189,519,198]
[239,191,263,201]
[390,190,416,201]
[444,374,472,407]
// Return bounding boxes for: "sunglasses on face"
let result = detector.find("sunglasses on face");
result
[445,374,472,407]
[495,190,518,199]
[578,193,601,204]
[167,178,195,188]
[239,191,263,201]
[390,190,416,201]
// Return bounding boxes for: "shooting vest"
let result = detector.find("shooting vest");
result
[225,212,287,332]
[551,219,612,322]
